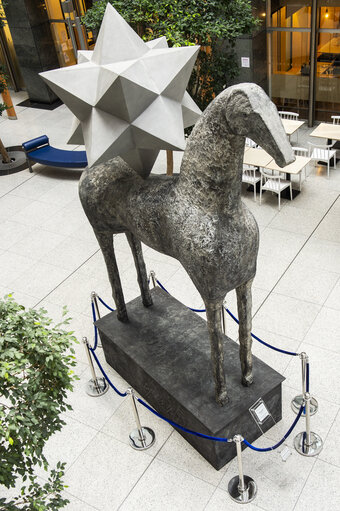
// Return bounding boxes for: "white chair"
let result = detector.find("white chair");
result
[242,164,261,201]
[259,168,292,210]
[245,137,257,148]
[279,111,299,120]
[292,146,309,190]
[331,116,340,153]
[307,142,336,179]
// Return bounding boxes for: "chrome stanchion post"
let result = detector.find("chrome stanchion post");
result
[291,352,318,416]
[91,291,102,348]
[149,270,156,288]
[221,302,227,336]
[228,435,257,504]
[294,392,323,457]
[82,337,108,397]
[126,388,155,450]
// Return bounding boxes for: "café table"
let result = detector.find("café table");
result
[310,122,340,142]
[281,119,305,141]
[243,147,273,167]
[310,122,340,166]
[265,155,311,198]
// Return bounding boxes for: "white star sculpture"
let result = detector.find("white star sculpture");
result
[40,3,201,174]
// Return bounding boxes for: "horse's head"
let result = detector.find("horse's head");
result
[224,83,295,168]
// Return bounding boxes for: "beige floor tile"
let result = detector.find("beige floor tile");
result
[294,459,340,510]
[303,306,340,353]
[258,227,307,260]
[42,236,98,272]
[0,250,36,285]
[64,369,123,431]
[268,205,323,236]
[9,228,66,260]
[10,261,71,300]
[319,410,340,468]
[324,276,340,310]
[10,199,62,227]
[253,293,321,341]
[294,238,340,273]
[102,395,172,457]
[120,459,215,511]
[274,264,339,305]
[156,430,228,486]
[65,432,152,510]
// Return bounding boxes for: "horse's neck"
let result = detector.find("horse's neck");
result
[178,99,244,213]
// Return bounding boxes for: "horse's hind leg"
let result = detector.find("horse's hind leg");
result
[95,231,128,322]
[236,278,254,386]
[205,300,228,406]
[126,231,153,307]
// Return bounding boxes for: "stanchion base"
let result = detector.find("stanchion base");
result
[228,475,257,504]
[129,427,155,450]
[85,377,109,397]
[294,431,323,457]
[291,394,318,416]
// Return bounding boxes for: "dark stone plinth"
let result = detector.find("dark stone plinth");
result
[96,288,285,470]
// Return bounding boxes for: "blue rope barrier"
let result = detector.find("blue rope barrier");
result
[97,295,115,312]
[137,397,230,442]
[243,403,304,452]
[223,308,299,357]
[156,279,206,313]
[155,278,299,356]
[89,347,127,397]
[91,301,99,351]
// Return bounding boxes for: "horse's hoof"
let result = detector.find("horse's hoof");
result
[216,389,229,406]
[143,297,153,308]
[242,375,253,387]
[117,312,129,323]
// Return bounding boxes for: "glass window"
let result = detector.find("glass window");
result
[272,4,311,28]
[271,30,310,116]
[319,6,340,30]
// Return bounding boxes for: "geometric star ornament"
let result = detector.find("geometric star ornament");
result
[40,3,201,175]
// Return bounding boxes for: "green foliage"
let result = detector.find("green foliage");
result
[82,0,260,110]
[0,102,7,116]
[0,1,7,29]
[0,64,9,95]
[0,295,79,509]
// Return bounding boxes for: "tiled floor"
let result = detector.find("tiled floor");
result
[1,92,340,510]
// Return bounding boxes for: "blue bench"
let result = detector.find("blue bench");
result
[22,135,88,172]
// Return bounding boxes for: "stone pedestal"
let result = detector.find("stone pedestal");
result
[96,288,284,470]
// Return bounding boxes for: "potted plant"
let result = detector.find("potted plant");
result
[0,295,78,509]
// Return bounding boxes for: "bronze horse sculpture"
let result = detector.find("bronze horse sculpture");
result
[79,83,294,406]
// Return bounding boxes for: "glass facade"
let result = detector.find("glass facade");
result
[0,0,24,90]
[44,0,94,68]
[269,1,340,122]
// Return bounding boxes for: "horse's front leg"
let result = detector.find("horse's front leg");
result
[125,231,153,308]
[205,301,228,406]
[95,231,128,322]
[236,278,254,386]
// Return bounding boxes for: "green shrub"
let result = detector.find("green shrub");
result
[82,0,261,111]
[0,295,78,509]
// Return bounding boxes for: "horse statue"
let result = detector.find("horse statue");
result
[79,83,294,406]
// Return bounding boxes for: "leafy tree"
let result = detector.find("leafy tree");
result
[82,0,260,110]
[0,296,78,509]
